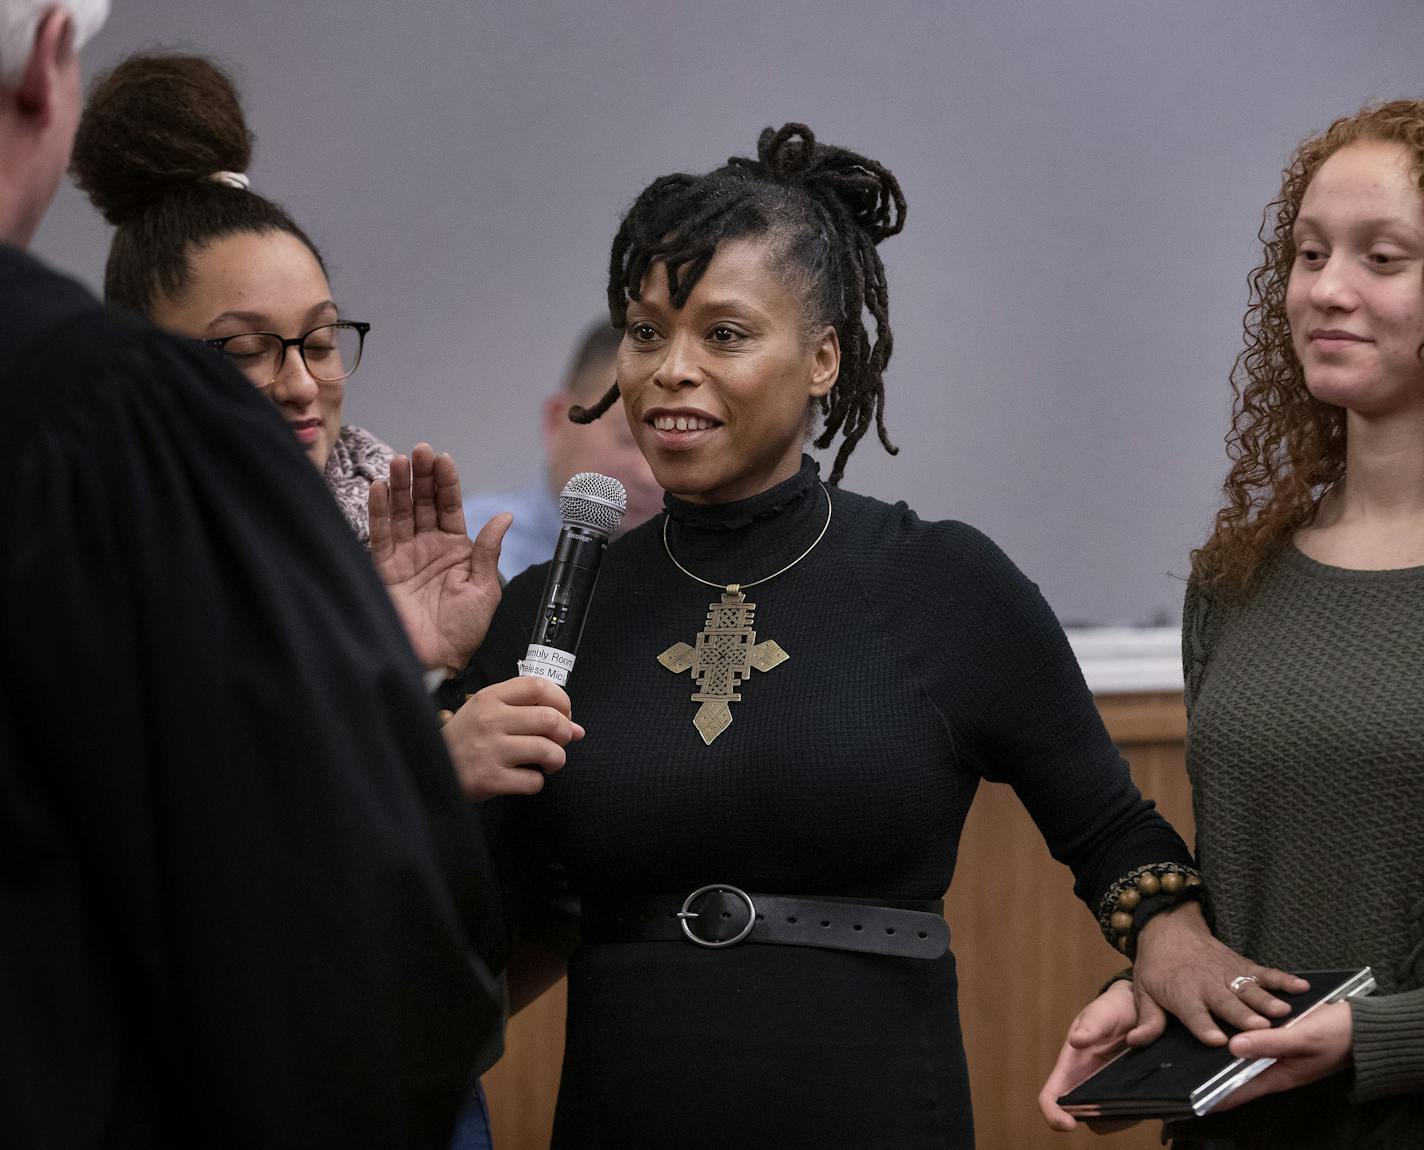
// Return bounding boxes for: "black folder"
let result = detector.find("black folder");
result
[1056,967,1375,1119]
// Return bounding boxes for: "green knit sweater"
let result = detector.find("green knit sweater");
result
[1173,546,1424,1148]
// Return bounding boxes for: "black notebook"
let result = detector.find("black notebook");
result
[1056,967,1375,1119]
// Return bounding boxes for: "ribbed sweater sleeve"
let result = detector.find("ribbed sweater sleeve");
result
[1352,989,1424,1102]
[844,510,1193,914]
[945,525,1192,909]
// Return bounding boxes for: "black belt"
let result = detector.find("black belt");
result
[581,885,949,960]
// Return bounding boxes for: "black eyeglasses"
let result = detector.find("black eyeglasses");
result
[202,321,371,389]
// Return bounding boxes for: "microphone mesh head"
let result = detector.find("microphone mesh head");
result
[560,472,627,538]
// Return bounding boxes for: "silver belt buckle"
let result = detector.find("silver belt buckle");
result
[677,884,757,948]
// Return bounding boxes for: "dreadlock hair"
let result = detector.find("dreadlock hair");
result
[69,53,325,319]
[1191,100,1424,598]
[574,123,906,486]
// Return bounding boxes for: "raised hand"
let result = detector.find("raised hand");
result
[369,442,510,672]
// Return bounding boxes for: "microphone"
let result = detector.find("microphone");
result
[517,472,627,686]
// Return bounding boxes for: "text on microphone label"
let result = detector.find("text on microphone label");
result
[518,644,577,686]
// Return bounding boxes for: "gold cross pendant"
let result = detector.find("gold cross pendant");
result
[657,584,789,745]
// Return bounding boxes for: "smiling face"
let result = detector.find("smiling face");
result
[150,229,344,471]
[1286,140,1424,418]
[617,237,839,505]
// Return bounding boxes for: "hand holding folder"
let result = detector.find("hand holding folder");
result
[1210,994,1357,1113]
[1049,968,1374,1123]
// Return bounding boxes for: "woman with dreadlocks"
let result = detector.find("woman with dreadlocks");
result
[1041,102,1424,1150]
[464,124,1295,1147]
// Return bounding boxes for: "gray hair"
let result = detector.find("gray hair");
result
[0,0,109,87]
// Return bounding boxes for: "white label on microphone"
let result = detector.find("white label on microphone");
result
[518,644,576,686]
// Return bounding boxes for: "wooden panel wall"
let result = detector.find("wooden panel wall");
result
[482,691,1193,1149]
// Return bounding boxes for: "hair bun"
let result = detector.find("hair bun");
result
[70,53,254,227]
[755,123,817,178]
[746,122,906,244]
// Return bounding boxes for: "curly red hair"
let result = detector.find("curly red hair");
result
[1191,101,1424,596]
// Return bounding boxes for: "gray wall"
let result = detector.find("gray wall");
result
[34,0,1424,624]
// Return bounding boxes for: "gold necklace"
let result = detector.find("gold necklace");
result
[656,483,832,745]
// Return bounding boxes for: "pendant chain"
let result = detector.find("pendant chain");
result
[661,483,833,591]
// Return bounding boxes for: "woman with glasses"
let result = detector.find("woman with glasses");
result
[198,320,375,528]
[71,53,388,544]
[68,52,529,678]
[68,53,564,1150]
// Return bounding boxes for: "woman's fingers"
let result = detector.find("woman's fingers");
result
[491,674,574,714]
[1258,966,1311,994]
[386,453,415,542]
[493,704,580,743]
[433,451,468,535]
[1038,982,1139,1131]
[1067,1007,1114,1050]
[368,479,392,561]
[444,721,566,800]
[380,444,469,538]
[1236,967,1304,1013]
[1125,985,1168,1047]
[497,734,569,773]
[444,677,586,800]
[1201,963,1308,1034]
[453,759,547,799]
[471,513,512,585]
[409,442,440,533]
[1133,907,1305,1044]
[1216,1002,1354,1111]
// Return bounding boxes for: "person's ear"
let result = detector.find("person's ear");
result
[14,8,74,120]
[542,392,572,454]
[808,325,840,398]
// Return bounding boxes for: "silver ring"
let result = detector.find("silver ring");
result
[1229,974,1261,993]
[678,884,756,948]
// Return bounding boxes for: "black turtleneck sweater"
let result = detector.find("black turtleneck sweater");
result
[467,456,1190,1149]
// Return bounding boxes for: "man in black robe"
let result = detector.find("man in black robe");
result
[0,6,502,1147]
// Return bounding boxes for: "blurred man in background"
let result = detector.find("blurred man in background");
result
[464,321,662,580]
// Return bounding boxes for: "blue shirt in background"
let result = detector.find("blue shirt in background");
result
[463,478,562,583]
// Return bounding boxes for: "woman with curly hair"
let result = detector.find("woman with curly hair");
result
[1042,102,1424,1148]
[464,123,1299,1148]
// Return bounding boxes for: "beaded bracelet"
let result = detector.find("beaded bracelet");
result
[1097,862,1204,958]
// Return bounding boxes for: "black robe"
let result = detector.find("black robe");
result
[469,456,1192,1149]
[0,245,501,1149]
